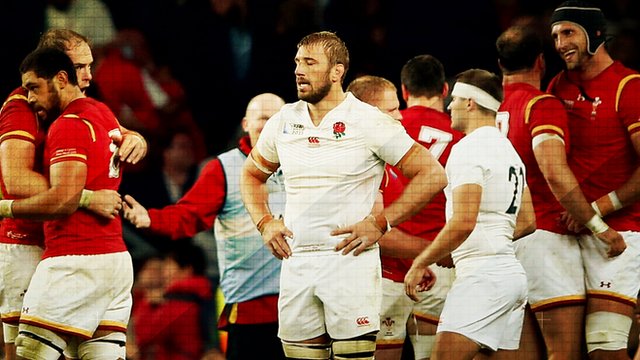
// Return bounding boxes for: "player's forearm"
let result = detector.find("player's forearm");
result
[609,167,640,210]
[9,186,80,220]
[413,220,470,268]
[514,188,536,240]
[1,140,50,197]
[3,170,49,198]
[589,134,640,217]
[240,164,272,226]
[379,227,429,259]
[535,141,596,224]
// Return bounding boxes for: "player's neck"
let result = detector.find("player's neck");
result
[307,88,346,126]
[571,49,614,81]
[61,87,86,110]
[465,113,495,134]
[502,71,540,90]
[406,95,443,112]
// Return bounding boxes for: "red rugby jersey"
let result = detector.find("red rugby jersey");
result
[381,106,463,282]
[43,98,126,257]
[548,62,640,231]
[0,87,45,246]
[499,82,570,234]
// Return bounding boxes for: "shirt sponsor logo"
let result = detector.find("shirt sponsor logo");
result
[308,136,320,146]
[356,316,370,327]
[284,123,305,135]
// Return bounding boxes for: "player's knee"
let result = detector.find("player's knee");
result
[281,340,331,360]
[15,324,66,360]
[409,334,435,360]
[585,311,632,352]
[3,323,18,344]
[77,331,126,360]
[332,332,377,360]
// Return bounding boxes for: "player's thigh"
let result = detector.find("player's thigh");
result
[515,230,585,309]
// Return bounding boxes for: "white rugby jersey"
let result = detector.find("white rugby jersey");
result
[256,92,414,255]
[445,126,527,271]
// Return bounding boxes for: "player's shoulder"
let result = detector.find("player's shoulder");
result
[346,93,384,115]
[1,88,30,113]
[280,100,305,115]
[612,64,640,93]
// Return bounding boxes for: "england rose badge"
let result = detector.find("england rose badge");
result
[333,121,346,139]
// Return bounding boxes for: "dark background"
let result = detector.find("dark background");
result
[1,0,638,156]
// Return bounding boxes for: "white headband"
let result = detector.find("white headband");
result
[451,82,501,112]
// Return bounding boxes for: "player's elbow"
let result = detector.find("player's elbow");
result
[3,177,48,198]
[52,191,82,216]
[514,213,536,240]
[430,164,447,192]
[48,201,79,217]
[540,165,565,191]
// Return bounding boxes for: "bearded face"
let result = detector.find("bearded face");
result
[29,80,62,123]
[552,22,591,71]
[297,69,332,105]
[294,44,336,105]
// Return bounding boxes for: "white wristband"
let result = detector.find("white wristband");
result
[591,201,602,217]
[79,189,94,208]
[608,191,623,211]
[585,214,609,234]
[0,200,14,218]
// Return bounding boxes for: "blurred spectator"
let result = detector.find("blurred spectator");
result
[121,127,200,207]
[93,29,206,160]
[120,127,201,257]
[250,0,319,102]
[608,23,640,71]
[164,0,257,155]
[324,0,393,80]
[131,240,220,360]
[45,0,116,49]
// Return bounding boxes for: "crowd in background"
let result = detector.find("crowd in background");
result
[1,0,640,358]
[2,0,639,157]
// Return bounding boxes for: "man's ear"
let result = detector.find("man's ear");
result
[442,82,449,98]
[54,70,70,89]
[467,98,476,111]
[401,84,409,102]
[241,117,248,132]
[333,64,345,83]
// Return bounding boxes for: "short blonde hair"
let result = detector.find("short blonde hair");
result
[346,75,397,104]
[297,31,350,82]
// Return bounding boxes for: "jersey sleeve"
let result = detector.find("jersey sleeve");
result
[366,114,414,166]
[46,116,92,165]
[617,75,640,135]
[447,145,484,190]
[0,96,38,144]
[527,95,569,139]
[255,112,281,164]
[148,158,226,239]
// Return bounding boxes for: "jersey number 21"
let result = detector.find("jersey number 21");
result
[507,165,525,214]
